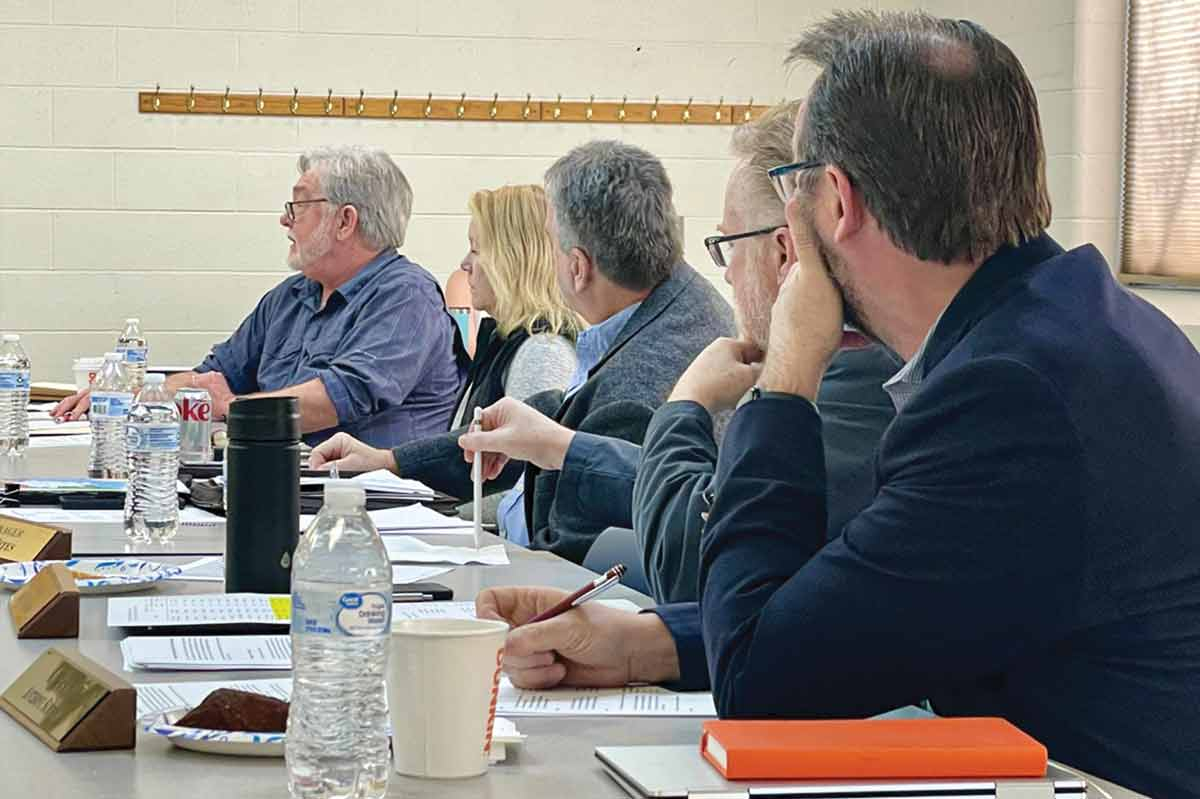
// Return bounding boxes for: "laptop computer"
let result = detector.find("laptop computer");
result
[595,745,1088,799]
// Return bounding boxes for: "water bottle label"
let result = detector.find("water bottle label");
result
[90,391,134,419]
[117,346,148,365]
[0,370,30,390]
[292,590,391,637]
[125,423,180,452]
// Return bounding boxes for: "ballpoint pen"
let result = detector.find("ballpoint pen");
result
[524,564,626,625]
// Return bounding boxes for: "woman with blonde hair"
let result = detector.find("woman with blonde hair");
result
[310,184,581,496]
[451,184,581,425]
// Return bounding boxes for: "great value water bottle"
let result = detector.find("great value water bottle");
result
[89,352,134,479]
[0,334,31,455]
[124,373,180,542]
[287,483,392,799]
[116,317,148,392]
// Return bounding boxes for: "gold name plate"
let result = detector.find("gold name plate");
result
[0,648,135,751]
[0,513,72,563]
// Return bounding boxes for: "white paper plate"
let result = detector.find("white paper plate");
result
[0,559,182,594]
[141,708,284,757]
[140,708,525,760]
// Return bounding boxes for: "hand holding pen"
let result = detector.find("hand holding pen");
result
[524,564,626,625]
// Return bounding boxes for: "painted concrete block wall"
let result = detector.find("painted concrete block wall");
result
[0,0,1162,380]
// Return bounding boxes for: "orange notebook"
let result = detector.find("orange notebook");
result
[700,717,1048,780]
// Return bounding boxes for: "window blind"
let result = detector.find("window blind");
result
[1120,0,1200,283]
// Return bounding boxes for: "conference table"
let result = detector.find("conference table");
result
[0,444,1145,798]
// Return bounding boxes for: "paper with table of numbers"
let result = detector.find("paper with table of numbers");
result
[121,635,292,671]
[107,593,291,628]
[390,598,641,623]
[133,677,293,717]
[497,679,716,717]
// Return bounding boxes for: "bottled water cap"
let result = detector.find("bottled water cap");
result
[323,482,366,511]
[104,352,122,361]
[144,373,165,384]
[2,334,19,343]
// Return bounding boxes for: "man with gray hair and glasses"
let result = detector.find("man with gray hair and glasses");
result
[54,145,466,447]
[460,102,898,602]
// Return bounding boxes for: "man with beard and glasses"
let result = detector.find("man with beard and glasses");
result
[53,146,467,447]
[457,101,898,603]
[472,11,1200,797]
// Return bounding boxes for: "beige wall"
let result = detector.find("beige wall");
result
[0,0,1179,380]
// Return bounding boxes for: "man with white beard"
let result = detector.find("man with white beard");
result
[54,146,466,447]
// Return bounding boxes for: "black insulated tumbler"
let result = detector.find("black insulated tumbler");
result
[225,396,301,594]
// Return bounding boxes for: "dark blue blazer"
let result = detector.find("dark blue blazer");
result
[657,235,1200,798]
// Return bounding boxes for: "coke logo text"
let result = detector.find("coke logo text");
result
[178,399,211,422]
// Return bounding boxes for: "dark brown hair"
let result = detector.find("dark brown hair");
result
[788,10,1052,263]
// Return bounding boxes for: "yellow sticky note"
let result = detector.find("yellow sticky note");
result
[269,596,292,621]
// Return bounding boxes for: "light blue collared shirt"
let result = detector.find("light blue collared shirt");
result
[498,302,643,546]
[197,249,465,447]
[881,314,942,413]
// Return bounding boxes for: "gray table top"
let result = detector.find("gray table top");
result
[0,446,1144,798]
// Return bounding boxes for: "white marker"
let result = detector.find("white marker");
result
[471,407,484,551]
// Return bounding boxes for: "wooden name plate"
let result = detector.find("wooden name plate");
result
[9,564,79,639]
[0,514,72,563]
[0,648,135,751]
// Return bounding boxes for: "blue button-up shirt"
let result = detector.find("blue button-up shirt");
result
[499,301,642,545]
[197,249,466,448]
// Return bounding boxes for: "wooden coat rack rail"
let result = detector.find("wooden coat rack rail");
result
[137,87,772,126]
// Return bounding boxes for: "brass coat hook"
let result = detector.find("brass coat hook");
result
[291,87,300,114]
[152,83,161,111]
[457,93,467,119]
[256,87,265,114]
[187,85,196,112]
[222,86,231,113]
[683,97,693,123]
[618,95,627,121]
[356,90,365,116]
[325,89,335,115]
[586,95,595,121]
[390,90,399,118]
[553,94,562,120]
[650,95,659,122]
[743,97,753,123]
[522,93,533,120]
[715,96,724,122]
[489,93,499,119]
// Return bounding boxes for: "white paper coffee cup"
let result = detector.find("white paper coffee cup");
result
[388,617,508,779]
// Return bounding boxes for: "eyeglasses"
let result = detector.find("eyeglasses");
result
[284,198,330,222]
[704,226,782,268]
[767,159,823,204]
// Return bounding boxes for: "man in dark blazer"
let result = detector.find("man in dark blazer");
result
[473,12,1200,798]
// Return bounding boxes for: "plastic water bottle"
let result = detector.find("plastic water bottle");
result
[115,317,148,392]
[124,373,180,542]
[287,483,392,799]
[89,352,134,479]
[0,334,31,455]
